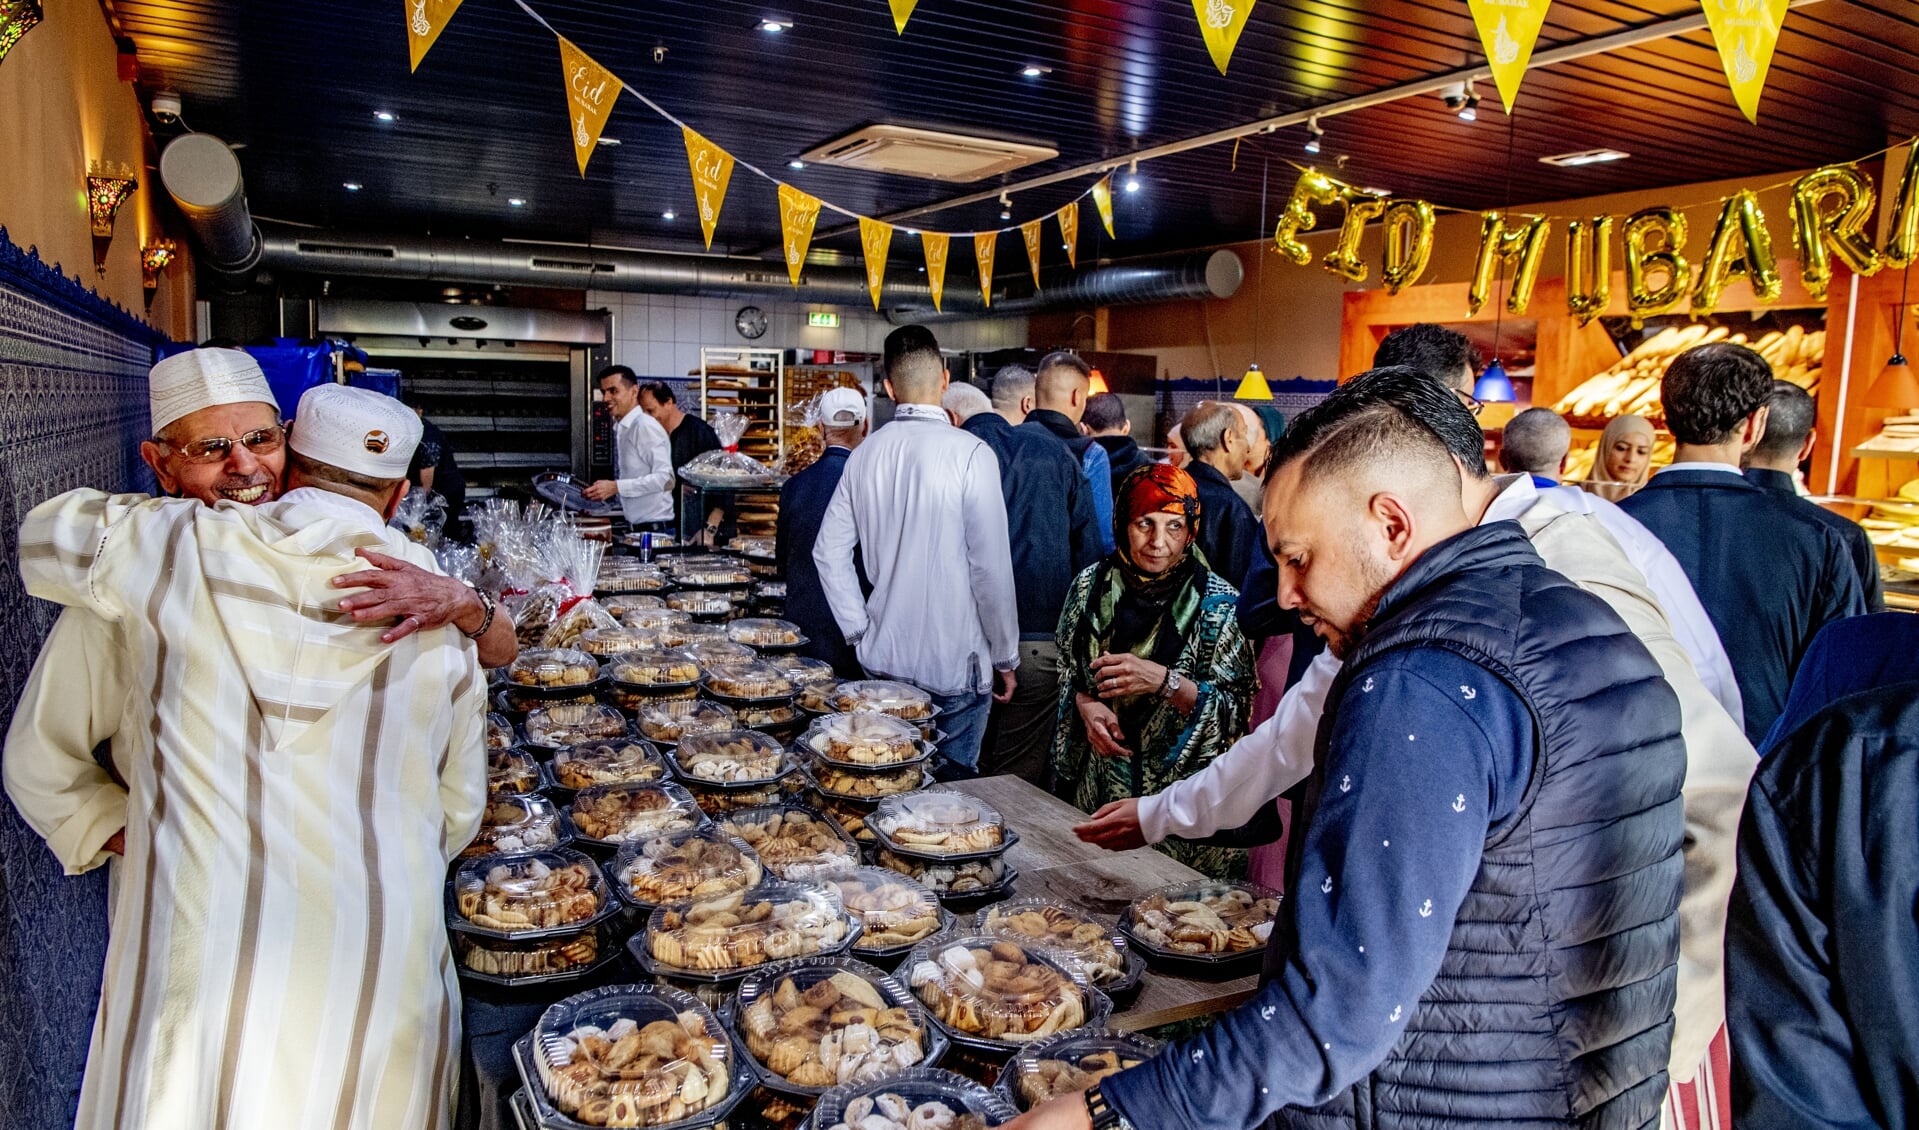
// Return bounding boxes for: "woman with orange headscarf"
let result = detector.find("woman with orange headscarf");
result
[1051,464,1256,876]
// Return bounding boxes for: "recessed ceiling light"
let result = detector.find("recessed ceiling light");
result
[788,159,805,170]
[342,181,362,191]
[598,137,622,147]
[1020,64,1050,78]
[508,197,527,207]
[373,110,397,122]
[1539,147,1631,167]
[759,18,790,32]
[662,209,677,221]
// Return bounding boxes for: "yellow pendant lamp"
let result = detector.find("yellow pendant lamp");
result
[1234,363,1273,400]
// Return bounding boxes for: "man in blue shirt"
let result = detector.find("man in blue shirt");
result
[1008,371,1684,1130]
[1022,352,1116,557]
[776,388,869,676]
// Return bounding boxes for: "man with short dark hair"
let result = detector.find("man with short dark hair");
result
[585,365,675,529]
[1499,406,1573,486]
[1177,401,1259,589]
[1742,379,1883,611]
[1621,343,1866,739]
[1082,392,1148,493]
[990,365,1036,425]
[778,388,869,677]
[1373,322,1480,392]
[636,377,727,540]
[1023,351,1116,555]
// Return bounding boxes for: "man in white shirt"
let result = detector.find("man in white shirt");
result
[584,365,674,528]
[813,325,1019,772]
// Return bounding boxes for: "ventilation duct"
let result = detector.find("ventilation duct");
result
[256,227,1240,319]
[159,133,262,274]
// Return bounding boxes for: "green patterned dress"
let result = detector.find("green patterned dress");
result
[1049,564,1256,877]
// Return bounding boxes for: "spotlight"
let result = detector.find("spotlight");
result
[598,137,622,148]
[508,197,527,207]
[1304,115,1324,155]
[1443,81,1481,122]
[1020,64,1050,78]
[758,18,788,32]
[1459,91,1479,122]
[373,110,397,122]
[788,159,805,169]
[662,209,677,221]
[1123,159,1140,193]
[1000,208,1012,221]
[342,181,362,191]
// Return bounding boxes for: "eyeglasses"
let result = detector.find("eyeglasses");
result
[1454,388,1486,418]
[159,424,287,464]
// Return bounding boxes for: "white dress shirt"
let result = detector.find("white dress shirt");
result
[1657,461,1745,477]
[612,407,674,524]
[812,402,1020,695]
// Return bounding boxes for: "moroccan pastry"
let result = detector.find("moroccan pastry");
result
[834,868,945,952]
[725,617,804,649]
[576,627,658,658]
[485,711,516,751]
[497,686,600,717]
[736,961,927,1091]
[594,563,670,594]
[804,713,924,767]
[702,658,797,700]
[455,925,603,979]
[608,647,704,688]
[871,792,1004,856]
[815,1071,1013,1130]
[462,794,564,858]
[734,700,804,731]
[811,762,926,801]
[551,740,667,790]
[525,702,629,749]
[508,647,601,689]
[599,594,667,619]
[644,883,853,975]
[813,792,879,844]
[798,680,841,713]
[1123,881,1281,956]
[567,782,702,844]
[487,747,540,796]
[1006,1030,1161,1109]
[719,805,860,880]
[622,608,691,635]
[682,775,806,814]
[614,827,762,907]
[668,592,738,617]
[636,699,738,745]
[875,849,1008,896]
[683,638,757,666]
[530,987,735,1128]
[978,901,1127,987]
[729,535,777,560]
[670,558,753,588]
[831,680,936,722]
[905,937,1090,1046]
[453,850,607,934]
[672,730,792,785]
[767,654,834,687]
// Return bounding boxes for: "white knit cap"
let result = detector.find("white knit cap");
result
[287,383,421,479]
[149,348,279,435]
[816,387,868,426]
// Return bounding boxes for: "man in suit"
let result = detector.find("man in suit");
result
[777,387,868,676]
[1741,379,1883,611]
[1620,343,1865,739]
[1177,401,1260,591]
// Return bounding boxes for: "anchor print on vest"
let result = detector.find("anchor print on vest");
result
[1452,793,1467,813]
[1339,775,1352,793]
[1321,875,1334,894]
[1418,899,1434,918]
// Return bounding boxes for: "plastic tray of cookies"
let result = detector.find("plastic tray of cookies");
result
[680,775,807,816]
[594,563,672,594]
[728,536,778,562]
[448,848,618,941]
[996,1028,1163,1112]
[507,647,607,697]
[667,591,740,620]
[524,703,632,753]
[576,627,660,659]
[606,685,699,716]
[869,792,1013,861]
[547,740,669,794]
[669,730,799,789]
[874,850,1016,904]
[454,916,624,988]
[901,935,1109,1054]
[598,594,667,620]
[812,1067,1018,1130]
[733,955,944,1096]
[632,880,861,983]
[806,760,932,803]
[732,699,807,736]
[564,781,706,848]
[826,680,940,725]
[621,608,690,635]
[488,747,543,796]
[682,638,758,667]
[810,791,880,846]
[715,804,862,881]
[496,686,604,723]
[1115,879,1282,973]
[668,557,755,589]
[487,711,518,751]
[607,647,705,691]
[764,653,834,687]
[831,867,950,960]
[752,580,787,603]
[724,618,807,652]
[974,899,1143,1002]
[610,826,764,911]
[462,793,568,858]
[801,714,931,770]
[635,699,739,748]
[515,983,751,1130]
[699,659,798,704]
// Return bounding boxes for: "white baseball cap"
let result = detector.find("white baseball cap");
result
[149,348,279,435]
[287,383,422,479]
[817,387,868,427]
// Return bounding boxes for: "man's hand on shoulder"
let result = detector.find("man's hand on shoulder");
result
[332,549,516,665]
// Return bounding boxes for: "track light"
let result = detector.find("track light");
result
[1303,115,1323,155]
[1123,159,1140,193]
[1442,81,1481,121]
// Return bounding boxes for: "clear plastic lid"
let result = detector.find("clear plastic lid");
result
[507,647,604,691]
[1119,880,1282,960]
[728,535,777,560]
[488,747,542,796]
[498,686,602,719]
[870,792,1007,858]
[623,608,691,634]
[681,775,805,816]
[765,654,834,686]
[975,900,1130,990]
[636,699,739,746]
[724,618,806,650]
[601,593,668,619]
[874,850,1012,898]
[813,1066,1018,1130]
[682,638,757,666]
[1000,1028,1163,1111]
[455,917,618,986]
[525,703,631,750]
[577,626,660,658]
[802,714,928,768]
[451,848,614,939]
[809,761,930,802]
[613,827,764,909]
[667,592,739,618]
[670,557,754,588]
[640,881,858,980]
[717,804,861,881]
[701,659,798,702]
[463,793,566,858]
[670,730,796,787]
[797,680,841,713]
[810,791,878,845]
[676,621,730,642]
[754,581,788,601]
[487,711,518,750]
[833,867,947,954]
[903,935,1101,1050]
[595,564,672,594]
[734,700,805,732]
[734,956,937,1094]
[831,680,939,722]
[567,781,705,846]
[527,983,742,1129]
[607,648,705,689]
[551,740,668,791]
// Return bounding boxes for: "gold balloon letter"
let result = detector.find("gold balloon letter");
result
[1693,189,1782,316]
[1885,142,1919,269]
[1623,207,1691,321]
[1323,189,1388,282]
[1565,216,1614,326]
[1380,199,1436,295]
[1272,169,1340,266]
[1791,165,1881,300]
[1468,212,1551,316]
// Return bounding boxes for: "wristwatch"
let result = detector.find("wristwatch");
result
[462,589,497,641]
[1157,668,1184,701]
[1084,1083,1135,1130]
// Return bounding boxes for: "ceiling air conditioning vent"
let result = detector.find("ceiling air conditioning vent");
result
[297,241,397,260]
[800,125,1057,183]
[529,257,615,274]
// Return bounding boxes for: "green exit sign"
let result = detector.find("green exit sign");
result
[807,312,840,328]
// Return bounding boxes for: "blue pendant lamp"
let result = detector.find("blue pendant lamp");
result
[1474,358,1515,403]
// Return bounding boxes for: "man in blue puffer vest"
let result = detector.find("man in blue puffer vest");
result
[1007,373,1686,1130]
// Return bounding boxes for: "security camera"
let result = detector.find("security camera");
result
[151,91,182,124]
[652,45,668,64]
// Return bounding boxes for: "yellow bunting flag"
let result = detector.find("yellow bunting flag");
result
[405,0,465,71]
[888,0,918,34]
[859,217,893,310]
[558,37,623,177]
[1020,220,1045,288]
[1192,0,1255,75]
[777,183,822,288]
[1700,0,1789,123]
[1091,177,1116,239]
[1058,202,1081,268]
[922,232,951,312]
[975,231,998,308]
[682,126,736,250]
[1467,0,1552,113]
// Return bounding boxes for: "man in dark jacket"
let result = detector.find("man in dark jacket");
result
[1177,401,1260,591]
[1083,392,1149,494]
[1726,679,1919,1128]
[638,379,725,541]
[1741,379,1884,611]
[1008,376,1685,1130]
[1620,343,1866,739]
[1022,352,1116,555]
[776,388,867,676]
